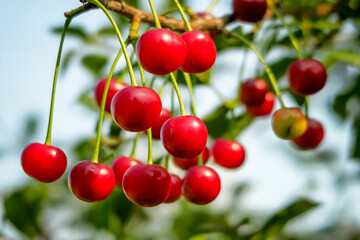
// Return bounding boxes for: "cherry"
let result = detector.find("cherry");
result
[292,118,324,150]
[287,59,327,96]
[136,28,187,75]
[195,13,218,39]
[164,174,183,203]
[180,30,217,74]
[233,0,268,23]
[240,79,268,107]
[94,78,128,113]
[122,164,172,207]
[272,108,307,140]
[212,139,245,169]
[173,147,210,170]
[247,92,275,117]
[68,161,116,202]
[111,156,143,188]
[111,86,162,132]
[160,115,208,159]
[182,166,221,205]
[21,143,67,183]
[144,108,171,140]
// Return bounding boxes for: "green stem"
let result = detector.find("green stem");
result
[88,0,137,86]
[148,0,162,28]
[171,87,175,116]
[45,18,72,146]
[115,38,130,82]
[146,129,153,164]
[228,31,286,108]
[170,73,186,116]
[206,0,221,14]
[92,49,123,163]
[149,76,157,89]
[139,66,146,87]
[304,96,309,118]
[164,154,170,169]
[130,133,140,159]
[173,0,192,31]
[158,79,168,98]
[269,5,303,59]
[197,152,203,166]
[183,72,197,116]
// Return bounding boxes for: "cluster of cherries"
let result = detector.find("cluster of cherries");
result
[20,0,326,207]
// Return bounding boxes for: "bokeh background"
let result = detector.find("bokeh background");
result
[1,0,360,239]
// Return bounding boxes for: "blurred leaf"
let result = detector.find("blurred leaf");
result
[261,56,298,82]
[52,25,87,40]
[73,139,94,161]
[352,114,360,160]
[203,105,231,138]
[227,114,254,140]
[61,50,76,71]
[323,50,360,68]
[81,54,108,77]
[78,92,99,111]
[110,120,123,137]
[97,26,117,36]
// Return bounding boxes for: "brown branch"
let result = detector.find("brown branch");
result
[66,0,232,32]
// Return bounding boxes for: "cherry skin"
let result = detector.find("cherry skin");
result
[271,108,307,140]
[94,78,128,113]
[212,139,245,169]
[240,79,268,107]
[233,0,268,23]
[111,156,143,188]
[21,143,67,183]
[122,164,172,207]
[144,108,171,140]
[247,92,275,117]
[180,30,217,74]
[136,29,187,75]
[173,147,210,170]
[195,13,218,39]
[287,59,327,96]
[292,119,324,150]
[160,115,208,159]
[68,161,116,202]
[182,166,221,205]
[164,174,183,203]
[111,86,162,132]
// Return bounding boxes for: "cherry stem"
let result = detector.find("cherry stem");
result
[228,31,286,108]
[183,72,197,116]
[158,78,168,98]
[91,49,123,163]
[173,0,192,31]
[148,0,162,29]
[304,96,309,118]
[87,0,137,87]
[45,18,72,146]
[164,154,170,169]
[197,152,203,166]
[206,0,221,14]
[146,129,153,164]
[130,132,140,159]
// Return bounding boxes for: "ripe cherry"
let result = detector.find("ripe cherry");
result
[180,30,217,74]
[164,174,183,203]
[122,164,172,207]
[240,79,268,107]
[287,59,327,96]
[233,0,268,23]
[94,78,128,113]
[68,161,116,202]
[292,119,324,150]
[173,147,210,170]
[182,166,221,205]
[195,13,218,39]
[111,156,143,188]
[21,143,67,183]
[272,108,307,140]
[161,115,208,159]
[212,139,245,169]
[144,108,171,140]
[111,86,162,132]
[247,92,275,117]
[136,29,187,75]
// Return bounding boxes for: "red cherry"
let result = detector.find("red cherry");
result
[195,13,218,39]
[122,164,172,207]
[68,161,116,202]
[21,143,67,183]
[212,139,245,169]
[111,156,143,188]
[164,174,183,203]
[180,30,217,74]
[287,59,327,96]
[182,166,221,205]
[136,29,187,75]
[173,147,210,170]
[292,119,324,150]
[247,92,275,117]
[94,78,128,113]
[111,86,162,132]
[160,115,208,159]
[240,79,268,107]
[145,108,171,140]
[233,0,268,23]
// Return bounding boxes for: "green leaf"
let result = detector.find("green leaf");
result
[81,54,108,77]
[97,26,117,36]
[323,50,360,68]
[203,106,231,138]
[78,91,99,111]
[51,26,87,40]
[61,50,76,71]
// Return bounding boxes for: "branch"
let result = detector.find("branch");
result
[66,0,232,31]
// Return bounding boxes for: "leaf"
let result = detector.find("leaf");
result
[51,26,87,40]
[323,50,360,68]
[227,114,254,140]
[202,105,231,138]
[81,54,108,77]
[78,91,98,111]
[97,26,117,36]
[351,114,360,160]
[61,50,76,71]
